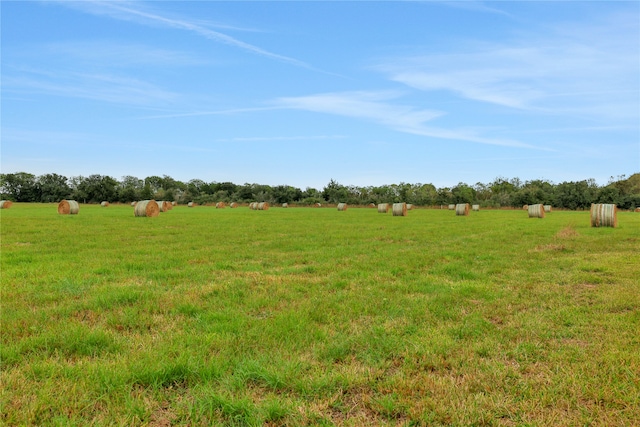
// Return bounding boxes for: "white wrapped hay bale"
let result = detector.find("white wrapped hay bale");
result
[590,204,617,228]
[455,203,469,216]
[528,204,545,218]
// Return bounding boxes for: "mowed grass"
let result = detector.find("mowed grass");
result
[1,203,638,426]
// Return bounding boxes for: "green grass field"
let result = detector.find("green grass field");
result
[1,203,639,426]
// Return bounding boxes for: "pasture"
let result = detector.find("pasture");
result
[1,204,639,426]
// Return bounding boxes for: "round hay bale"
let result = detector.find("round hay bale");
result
[472,204,480,211]
[188,202,195,207]
[216,202,225,209]
[377,203,389,213]
[230,202,238,208]
[523,204,529,210]
[337,203,348,211]
[315,203,322,208]
[57,200,79,215]
[392,202,407,216]
[156,201,171,212]
[171,201,176,206]
[590,203,617,228]
[258,202,269,211]
[635,207,640,212]
[406,204,413,210]
[544,205,552,212]
[282,203,288,208]
[131,201,137,207]
[528,204,545,218]
[134,200,160,217]
[0,200,13,209]
[455,203,470,216]
[100,201,109,207]
[165,202,173,211]
[369,203,376,208]
[448,204,455,210]
[249,202,258,210]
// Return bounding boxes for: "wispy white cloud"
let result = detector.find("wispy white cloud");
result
[271,91,542,149]
[376,11,639,122]
[273,90,443,128]
[2,40,214,109]
[3,68,179,107]
[435,1,513,18]
[1,127,218,154]
[41,41,211,68]
[55,0,321,71]
[133,107,283,120]
[215,135,347,143]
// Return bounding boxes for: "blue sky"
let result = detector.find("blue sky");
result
[2,1,639,190]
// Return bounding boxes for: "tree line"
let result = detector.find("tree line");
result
[1,172,639,210]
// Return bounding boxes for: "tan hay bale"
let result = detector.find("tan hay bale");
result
[337,203,348,211]
[249,202,258,210]
[635,207,640,212]
[230,202,238,208]
[131,201,137,207]
[156,201,170,212]
[282,203,288,208]
[590,203,617,228]
[171,201,177,206]
[134,200,160,217]
[0,200,13,209]
[528,204,545,218]
[523,204,529,210]
[216,202,225,209]
[315,203,322,208]
[377,203,389,213]
[544,205,552,212]
[455,203,470,216]
[165,202,173,211]
[100,201,109,207]
[472,204,480,211]
[406,204,413,210]
[58,200,79,215]
[188,202,195,207]
[258,202,269,211]
[448,204,455,210]
[369,203,376,208]
[392,202,407,216]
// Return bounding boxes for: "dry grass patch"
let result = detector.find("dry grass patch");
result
[555,225,579,239]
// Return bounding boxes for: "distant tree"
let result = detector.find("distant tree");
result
[272,185,303,204]
[301,187,323,204]
[118,175,144,202]
[451,182,475,204]
[252,185,274,202]
[211,182,238,195]
[512,179,554,207]
[604,173,640,209]
[185,179,206,200]
[473,182,492,205]
[0,172,37,202]
[35,173,71,202]
[436,187,453,206]
[144,176,164,196]
[322,179,348,203]
[73,174,119,203]
[369,185,396,204]
[555,180,598,210]
[235,183,256,202]
[595,186,620,205]
[488,177,519,207]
